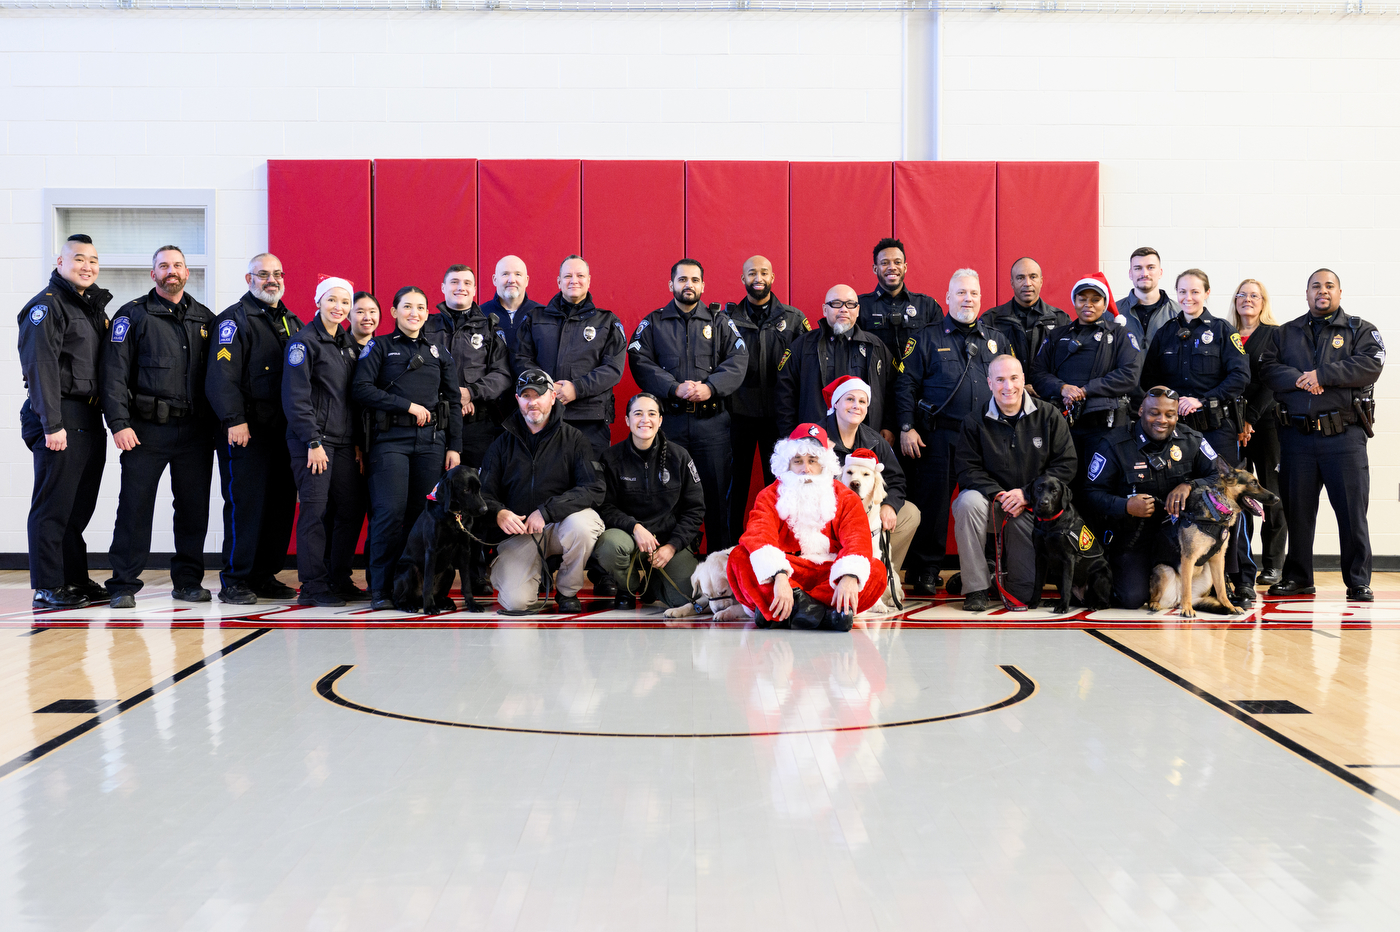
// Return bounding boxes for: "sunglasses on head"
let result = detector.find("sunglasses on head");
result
[1144,387,1180,401]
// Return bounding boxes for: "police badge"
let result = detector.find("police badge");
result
[906,305,917,318]
[583,326,597,342]
[470,333,483,350]
[987,340,998,354]
[1332,334,1344,349]
[430,344,439,358]
[777,319,786,332]
[1201,331,1213,344]
[1170,445,1182,462]
[703,324,712,339]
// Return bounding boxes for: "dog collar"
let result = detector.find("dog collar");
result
[1204,488,1231,520]
[1036,508,1065,522]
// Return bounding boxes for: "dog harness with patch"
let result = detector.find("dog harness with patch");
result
[1035,509,1105,558]
[1170,481,1233,565]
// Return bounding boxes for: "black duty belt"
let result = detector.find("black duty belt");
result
[1281,408,1354,436]
[384,412,438,428]
[666,399,723,418]
[926,414,963,431]
[61,394,98,405]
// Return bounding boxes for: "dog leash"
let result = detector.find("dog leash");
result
[992,501,1028,611]
[880,528,903,610]
[623,546,687,603]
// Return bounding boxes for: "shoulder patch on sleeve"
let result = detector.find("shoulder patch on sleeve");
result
[1373,330,1384,349]
[802,317,813,331]
[688,458,700,483]
[778,348,791,371]
[1128,332,1141,352]
[1230,332,1245,354]
[111,316,130,343]
[359,338,375,360]
[1200,439,1218,460]
[218,320,237,345]
[614,320,625,336]
[635,318,650,335]
[287,342,306,367]
[1087,452,1106,481]
[727,319,741,337]
[903,337,917,359]
[628,341,642,352]
[28,304,48,325]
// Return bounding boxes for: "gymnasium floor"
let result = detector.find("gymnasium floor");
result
[2,570,1399,931]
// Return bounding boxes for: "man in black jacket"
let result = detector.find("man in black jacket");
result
[483,254,541,357]
[481,369,606,613]
[776,284,892,436]
[102,246,217,608]
[986,257,1072,369]
[19,234,113,608]
[725,255,810,537]
[952,356,1077,610]
[206,253,304,604]
[514,255,625,458]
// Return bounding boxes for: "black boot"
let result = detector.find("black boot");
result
[788,589,827,630]
[824,606,855,632]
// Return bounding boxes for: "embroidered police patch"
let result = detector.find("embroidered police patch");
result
[1200,439,1218,460]
[1232,332,1246,354]
[728,319,741,337]
[803,317,813,331]
[1087,452,1106,481]
[688,459,700,483]
[359,338,375,360]
[659,468,670,485]
[778,349,791,370]
[111,317,130,343]
[28,305,47,325]
[1078,526,1096,551]
[735,338,746,351]
[635,319,650,335]
[1032,436,1043,449]
[1128,332,1140,352]
[218,320,237,345]
[1373,330,1384,348]
[287,342,306,367]
[217,348,232,362]
[903,337,917,358]
[614,321,625,336]
[628,341,642,352]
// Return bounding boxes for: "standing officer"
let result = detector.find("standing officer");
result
[725,254,810,536]
[1261,269,1384,601]
[482,255,541,357]
[206,253,304,605]
[515,255,626,458]
[1117,247,1182,349]
[985,256,1071,369]
[424,264,512,467]
[895,269,999,595]
[19,234,113,608]
[629,258,749,553]
[775,284,893,436]
[859,236,943,422]
[101,245,216,608]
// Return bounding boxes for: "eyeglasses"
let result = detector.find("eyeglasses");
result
[1235,293,1260,301]
[252,271,285,281]
[1144,387,1180,400]
[825,300,860,310]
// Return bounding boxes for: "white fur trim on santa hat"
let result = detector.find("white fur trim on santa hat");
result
[827,376,872,415]
[829,553,871,589]
[749,544,794,583]
[843,450,882,472]
[769,437,841,481]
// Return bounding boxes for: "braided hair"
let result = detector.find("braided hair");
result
[626,391,669,477]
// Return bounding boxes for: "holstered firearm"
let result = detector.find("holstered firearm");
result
[1354,390,1376,438]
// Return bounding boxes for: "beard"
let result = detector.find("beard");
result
[775,471,838,560]
[746,281,770,302]
[949,306,978,325]
[830,320,853,335]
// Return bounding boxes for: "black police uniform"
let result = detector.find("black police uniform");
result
[1260,307,1384,591]
[352,329,463,595]
[101,290,216,596]
[628,300,749,552]
[894,314,999,582]
[18,271,113,597]
[424,302,513,468]
[482,293,543,358]
[986,297,1071,370]
[859,284,943,421]
[282,320,361,598]
[206,292,304,594]
[1084,421,1220,609]
[775,319,893,435]
[1239,324,1286,579]
[724,296,810,534]
[514,292,626,457]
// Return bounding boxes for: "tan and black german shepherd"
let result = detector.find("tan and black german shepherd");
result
[1148,461,1280,618]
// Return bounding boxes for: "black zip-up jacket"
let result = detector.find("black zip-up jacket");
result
[860,284,944,418]
[986,297,1071,367]
[18,271,113,433]
[954,394,1077,500]
[515,292,626,423]
[1259,308,1384,419]
[206,292,304,428]
[482,293,543,358]
[351,329,463,453]
[775,320,893,435]
[725,297,810,418]
[480,404,604,523]
[1240,323,1280,427]
[1084,422,1219,534]
[282,320,359,448]
[599,435,706,552]
[101,290,215,434]
[425,302,513,421]
[1030,315,1143,417]
[628,300,749,404]
[895,315,999,429]
[1139,309,1250,406]
[823,414,908,513]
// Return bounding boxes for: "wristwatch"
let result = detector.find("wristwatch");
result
[307,440,322,450]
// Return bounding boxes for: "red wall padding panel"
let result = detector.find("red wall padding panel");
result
[995,162,1100,309]
[373,159,477,334]
[477,160,581,304]
[893,162,997,310]
[790,162,893,322]
[267,160,373,320]
[685,161,790,307]
[582,160,686,444]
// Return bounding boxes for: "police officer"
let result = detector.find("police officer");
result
[424,263,512,467]
[514,255,626,458]
[858,237,943,360]
[1117,247,1183,350]
[206,253,304,605]
[985,257,1071,368]
[629,258,749,552]
[1084,387,1222,609]
[101,245,217,608]
[1260,268,1384,601]
[19,234,113,608]
[1139,268,1254,601]
[896,269,999,595]
[353,286,463,610]
[482,255,542,357]
[725,254,810,537]
[282,277,363,607]
[775,284,893,436]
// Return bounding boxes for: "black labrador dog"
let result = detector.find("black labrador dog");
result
[391,466,491,614]
[1027,475,1112,613]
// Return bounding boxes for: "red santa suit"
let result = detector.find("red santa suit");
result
[727,426,888,620]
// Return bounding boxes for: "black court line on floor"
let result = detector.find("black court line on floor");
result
[0,628,271,781]
[316,662,1036,738]
[1086,629,1400,814]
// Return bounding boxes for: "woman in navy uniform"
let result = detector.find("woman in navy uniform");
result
[352,286,462,609]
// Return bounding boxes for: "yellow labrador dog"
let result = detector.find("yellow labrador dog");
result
[661,547,750,621]
[840,450,900,614]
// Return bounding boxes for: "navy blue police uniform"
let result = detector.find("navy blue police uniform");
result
[101,290,217,599]
[423,301,513,468]
[628,300,749,552]
[206,292,304,598]
[1260,307,1384,594]
[482,292,542,359]
[986,297,1071,371]
[18,270,114,604]
[774,319,894,436]
[859,284,943,423]
[515,292,626,458]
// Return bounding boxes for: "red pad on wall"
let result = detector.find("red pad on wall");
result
[995,162,1100,310]
[685,161,790,307]
[477,160,581,304]
[267,160,372,321]
[373,159,477,334]
[790,162,893,323]
[894,161,997,308]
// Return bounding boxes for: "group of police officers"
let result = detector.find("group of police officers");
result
[18,232,1384,613]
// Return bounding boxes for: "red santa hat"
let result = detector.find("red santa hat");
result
[843,448,882,472]
[822,375,873,415]
[1071,272,1127,327]
[769,423,841,479]
[315,274,355,307]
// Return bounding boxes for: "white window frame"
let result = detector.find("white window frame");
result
[41,188,216,306]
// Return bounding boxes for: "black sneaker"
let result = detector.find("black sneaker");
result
[333,582,370,602]
[253,578,297,600]
[369,591,395,610]
[614,593,637,610]
[298,590,347,607]
[109,592,137,609]
[1268,580,1315,597]
[944,573,962,596]
[593,575,618,597]
[33,586,88,609]
[218,584,258,605]
[963,589,990,612]
[556,594,583,613]
[911,573,940,596]
[69,580,108,603]
[173,586,212,602]
[1257,567,1282,586]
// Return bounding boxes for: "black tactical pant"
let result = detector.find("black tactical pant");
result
[729,412,780,536]
[289,440,361,596]
[1241,418,1286,573]
[904,426,960,579]
[22,399,106,590]
[1279,423,1370,588]
[665,411,732,553]
[217,419,297,588]
[366,426,445,593]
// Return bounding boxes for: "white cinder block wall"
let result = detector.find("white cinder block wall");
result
[1,9,1396,561]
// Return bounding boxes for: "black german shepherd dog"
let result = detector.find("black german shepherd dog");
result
[391,466,491,614]
[1027,475,1112,613]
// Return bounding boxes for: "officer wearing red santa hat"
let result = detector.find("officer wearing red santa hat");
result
[726,423,889,630]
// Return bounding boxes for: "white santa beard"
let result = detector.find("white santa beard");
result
[775,473,838,561]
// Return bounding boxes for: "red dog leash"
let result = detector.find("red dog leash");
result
[992,500,1028,611]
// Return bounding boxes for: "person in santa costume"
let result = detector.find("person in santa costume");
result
[726,423,889,630]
